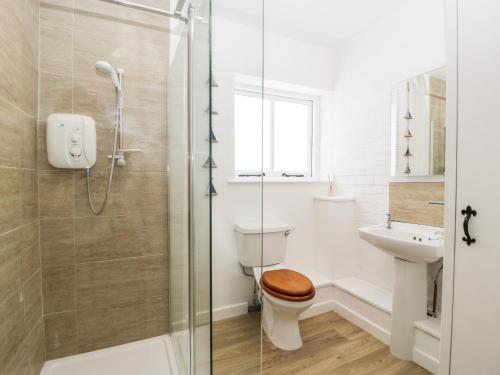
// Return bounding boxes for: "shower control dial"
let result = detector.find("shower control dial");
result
[70,146,82,158]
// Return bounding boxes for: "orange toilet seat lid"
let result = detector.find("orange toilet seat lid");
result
[261,269,315,301]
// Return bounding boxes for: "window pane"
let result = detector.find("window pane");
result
[273,100,310,173]
[234,94,270,172]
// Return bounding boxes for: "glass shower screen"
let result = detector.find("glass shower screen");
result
[167,0,212,373]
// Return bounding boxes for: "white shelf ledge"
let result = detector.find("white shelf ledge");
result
[415,317,441,339]
[333,277,393,314]
[227,177,327,184]
[313,195,355,202]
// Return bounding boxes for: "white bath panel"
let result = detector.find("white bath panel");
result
[331,277,393,345]
[41,335,179,375]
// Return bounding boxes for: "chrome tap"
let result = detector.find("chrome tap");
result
[386,213,392,229]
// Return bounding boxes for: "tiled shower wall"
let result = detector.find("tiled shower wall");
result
[0,0,46,374]
[38,0,170,359]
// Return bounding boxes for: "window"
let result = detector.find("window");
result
[234,89,314,178]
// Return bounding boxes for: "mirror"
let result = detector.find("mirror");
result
[391,67,446,177]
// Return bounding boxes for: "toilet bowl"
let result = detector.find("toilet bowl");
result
[235,221,315,351]
[258,269,315,350]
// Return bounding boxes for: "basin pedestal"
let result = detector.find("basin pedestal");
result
[390,258,427,360]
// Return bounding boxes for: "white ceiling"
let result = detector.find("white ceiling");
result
[214,0,410,47]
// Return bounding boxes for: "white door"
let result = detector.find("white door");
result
[451,1,500,373]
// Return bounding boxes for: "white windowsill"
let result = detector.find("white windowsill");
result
[313,195,355,202]
[227,177,328,184]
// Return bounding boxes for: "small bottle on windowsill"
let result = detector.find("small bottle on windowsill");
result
[328,174,336,197]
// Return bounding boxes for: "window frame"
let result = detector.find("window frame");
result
[234,87,316,178]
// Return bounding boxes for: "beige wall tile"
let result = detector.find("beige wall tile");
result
[38,133,57,171]
[75,214,167,263]
[0,99,22,168]
[20,115,38,170]
[40,21,73,76]
[73,78,167,143]
[73,170,126,217]
[44,311,78,359]
[40,0,74,28]
[11,0,38,65]
[76,255,168,310]
[0,292,27,373]
[74,0,168,72]
[41,219,75,267]
[116,171,168,214]
[39,73,73,121]
[74,0,165,22]
[39,171,75,218]
[0,229,27,305]
[21,222,41,282]
[42,265,76,314]
[41,0,74,9]
[389,182,444,227]
[77,294,168,353]
[0,98,37,177]
[122,142,168,172]
[21,170,39,224]
[72,77,119,132]
[24,319,46,375]
[22,270,43,334]
[0,168,21,235]
[2,347,33,375]
[0,56,37,118]
[0,0,43,370]
[74,171,167,217]
[0,0,38,116]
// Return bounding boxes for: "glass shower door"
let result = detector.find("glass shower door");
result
[192,0,212,373]
[167,0,212,373]
[211,0,265,373]
[167,11,190,371]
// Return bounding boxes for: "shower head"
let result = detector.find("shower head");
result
[95,61,121,90]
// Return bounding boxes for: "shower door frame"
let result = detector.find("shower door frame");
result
[186,4,196,373]
[176,1,213,374]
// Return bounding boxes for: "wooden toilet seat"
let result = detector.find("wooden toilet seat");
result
[261,269,315,302]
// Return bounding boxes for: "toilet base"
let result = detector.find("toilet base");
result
[262,291,314,351]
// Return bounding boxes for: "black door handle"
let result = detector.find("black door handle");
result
[461,205,477,246]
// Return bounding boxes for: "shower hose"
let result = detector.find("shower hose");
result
[86,96,121,215]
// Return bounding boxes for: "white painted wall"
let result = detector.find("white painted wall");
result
[212,0,445,314]
[329,0,446,291]
[211,13,336,312]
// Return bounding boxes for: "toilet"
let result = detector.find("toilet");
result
[235,221,316,351]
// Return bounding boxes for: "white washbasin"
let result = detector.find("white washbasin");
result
[358,222,444,264]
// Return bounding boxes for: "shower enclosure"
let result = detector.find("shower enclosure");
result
[0,0,211,374]
[167,0,213,373]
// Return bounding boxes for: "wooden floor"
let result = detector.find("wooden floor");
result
[213,311,430,374]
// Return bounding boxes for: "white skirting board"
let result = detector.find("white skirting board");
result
[413,347,439,374]
[212,302,249,321]
[212,276,335,322]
